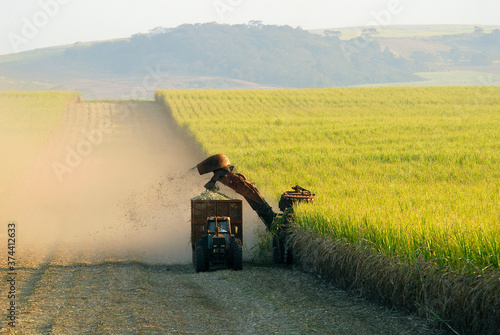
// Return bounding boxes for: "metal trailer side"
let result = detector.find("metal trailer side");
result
[191,199,243,250]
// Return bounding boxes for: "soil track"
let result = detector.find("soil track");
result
[2,263,437,334]
[1,101,438,333]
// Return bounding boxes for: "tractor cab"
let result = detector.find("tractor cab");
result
[207,216,230,235]
[206,216,231,264]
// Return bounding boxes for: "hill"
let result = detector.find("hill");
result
[0,23,418,98]
[1,24,499,98]
[318,25,500,77]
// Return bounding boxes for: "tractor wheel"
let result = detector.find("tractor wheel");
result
[231,238,243,271]
[195,238,209,272]
[272,237,283,264]
[284,244,293,265]
[225,238,234,269]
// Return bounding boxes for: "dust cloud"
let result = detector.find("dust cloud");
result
[1,101,262,268]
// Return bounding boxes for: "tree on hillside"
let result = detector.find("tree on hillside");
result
[325,30,342,38]
[362,28,378,38]
[410,51,436,71]
[447,47,462,63]
[470,53,492,66]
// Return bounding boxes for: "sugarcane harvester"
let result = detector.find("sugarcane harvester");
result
[196,154,316,265]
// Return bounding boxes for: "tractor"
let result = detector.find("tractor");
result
[191,154,316,271]
[194,216,242,272]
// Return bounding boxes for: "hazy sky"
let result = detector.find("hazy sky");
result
[1,0,500,55]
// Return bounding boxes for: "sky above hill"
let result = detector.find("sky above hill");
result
[1,0,500,55]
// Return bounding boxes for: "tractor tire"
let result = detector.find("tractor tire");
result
[231,238,243,271]
[284,244,293,265]
[225,238,234,269]
[195,238,209,272]
[272,237,283,264]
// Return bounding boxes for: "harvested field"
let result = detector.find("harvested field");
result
[1,260,441,334]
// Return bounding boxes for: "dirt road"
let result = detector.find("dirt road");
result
[2,262,437,334]
[1,101,437,334]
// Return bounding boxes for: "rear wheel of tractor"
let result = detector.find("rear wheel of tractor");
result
[284,244,293,265]
[226,238,234,269]
[192,247,196,266]
[195,239,209,272]
[231,239,243,271]
[272,237,283,264]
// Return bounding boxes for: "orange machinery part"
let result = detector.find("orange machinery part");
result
[197,154,231,175]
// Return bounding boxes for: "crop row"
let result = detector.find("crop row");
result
[156,87,500,271]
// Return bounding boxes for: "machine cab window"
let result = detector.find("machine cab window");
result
[208,218,229,233]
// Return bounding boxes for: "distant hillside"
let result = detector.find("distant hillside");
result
[0,23,418,92]
[317,25,500,74]
[315,24,500,40]
[1,23,499,98]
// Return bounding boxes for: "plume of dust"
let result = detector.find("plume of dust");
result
[0,101,264,268]
[0,101,211,267]
[5,168,263,268]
